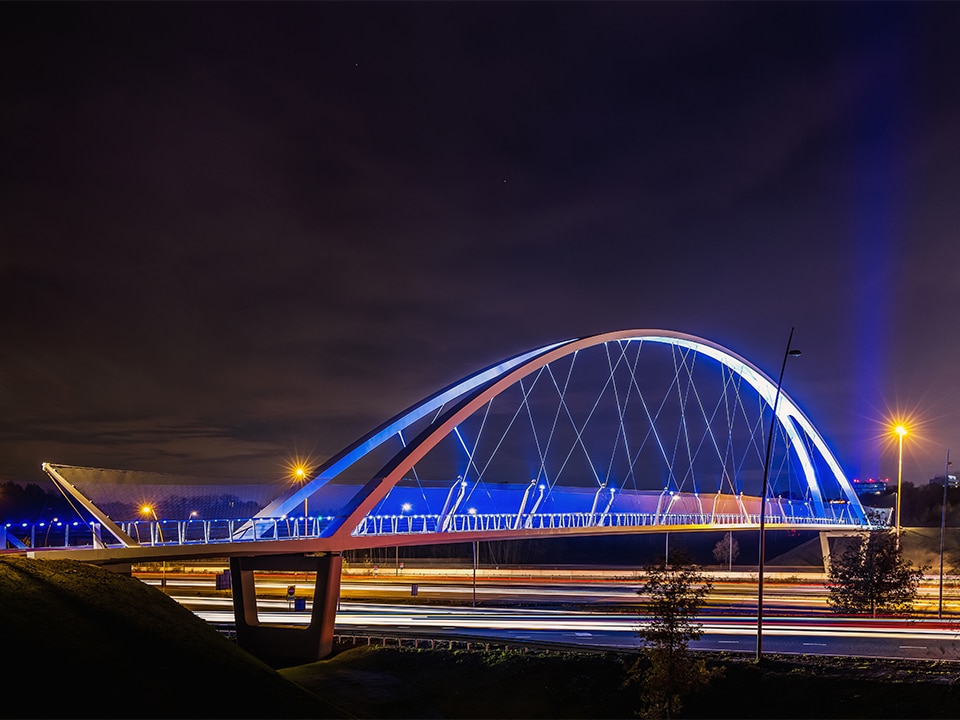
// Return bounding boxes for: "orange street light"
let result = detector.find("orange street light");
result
[895,424,908,546]
[293,465,310,517]
[140,504,163,543]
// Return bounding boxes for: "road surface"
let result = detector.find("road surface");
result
[141,570,960,661]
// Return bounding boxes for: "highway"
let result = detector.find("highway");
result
[172,596,960,661]
[140,569,960,661]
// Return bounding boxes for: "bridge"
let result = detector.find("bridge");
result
[2,329,875,663]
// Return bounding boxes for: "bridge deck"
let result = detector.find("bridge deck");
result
[3,510,870,564]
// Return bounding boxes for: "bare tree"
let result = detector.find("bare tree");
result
[712,532,739,571]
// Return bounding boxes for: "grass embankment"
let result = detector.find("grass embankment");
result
[5,556,960,719]
[0,557,343,719]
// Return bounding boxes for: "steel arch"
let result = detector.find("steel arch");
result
[249,330,866,541]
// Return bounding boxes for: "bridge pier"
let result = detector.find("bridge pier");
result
[229,552,341,666]
[819,531,862,574]
[819,532,831,573]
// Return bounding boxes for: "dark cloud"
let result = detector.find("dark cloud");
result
[2,2,960,488]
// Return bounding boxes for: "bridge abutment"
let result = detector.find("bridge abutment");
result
[229,552,341,665]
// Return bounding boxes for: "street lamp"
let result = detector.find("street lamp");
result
[469,507,478,607]
[293,465,309,518]
[396,503,411,575]
[140,504,163,543]
[940,451,952,619]
[757,327,801,662]
[140,504,166,589]
[895,424,908,546]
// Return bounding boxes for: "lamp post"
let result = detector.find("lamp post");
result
[894,425,908,547]
[469,507,478,607]
[140,504,163,543]
[294,466,309,518]
[940,451,952,619]
[757,327,801,662]
[141,504,166,589]
[397,503,411,576]
[291,464,311,537]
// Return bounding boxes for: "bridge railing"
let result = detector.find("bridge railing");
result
[117,516,342,545]
[351,510,868,536]
[2,506,870,552]
[2,520,106,550]
[1,516,339,551]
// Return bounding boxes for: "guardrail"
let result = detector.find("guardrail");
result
[208,622,609,656]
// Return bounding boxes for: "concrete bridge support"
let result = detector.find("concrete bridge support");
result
[819,531,862,574]
[229,552,341,666]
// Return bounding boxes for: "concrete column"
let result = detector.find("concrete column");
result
[819,532,831,574]
[229,552,342,666]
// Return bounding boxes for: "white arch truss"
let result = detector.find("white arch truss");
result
[245,330,867,542]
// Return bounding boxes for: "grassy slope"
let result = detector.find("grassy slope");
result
[0,557,342,719]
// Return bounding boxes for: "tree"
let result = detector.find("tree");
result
[0,481,74,523]
[826,529,926,616]
[712,532,739,570]
[628,552,720,719]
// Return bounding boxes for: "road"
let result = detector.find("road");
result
[170,596,960,660]
[140,569,960,661]
[143,567,960,615]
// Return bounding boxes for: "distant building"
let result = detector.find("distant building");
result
[850,477,890,496]
[929,474,958,488]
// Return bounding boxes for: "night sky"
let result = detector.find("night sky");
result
[3,2,960,491]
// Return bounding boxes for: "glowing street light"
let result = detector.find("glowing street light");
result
[292,465,309,518]
[140,504,164,543]
[139,504,165,589]
[895,424,908,547]
[757,327,801,662]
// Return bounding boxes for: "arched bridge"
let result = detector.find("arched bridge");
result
[5,329,875,663]
[9,330,871,559]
